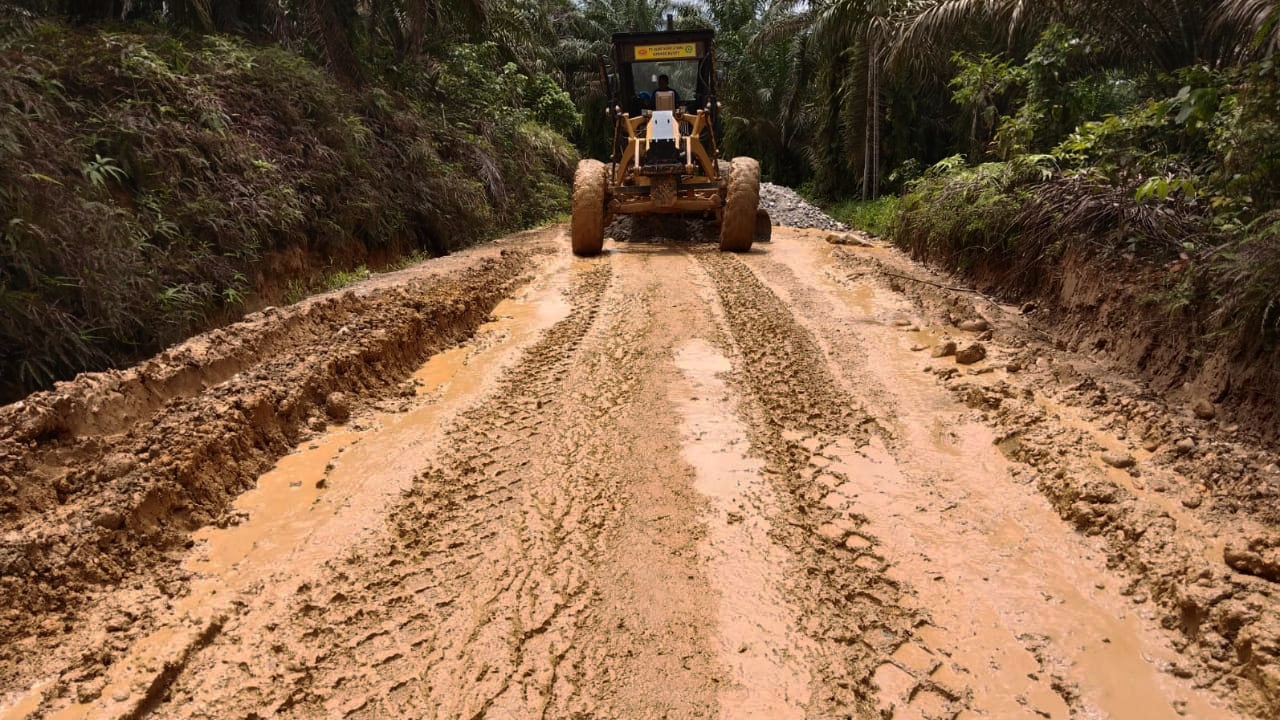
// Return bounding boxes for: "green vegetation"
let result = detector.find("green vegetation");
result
[284,266,376,305]
[4,0,1279,401]
[824,197,900,237]
[877,10,1280,354]
[640,0,1277,364]
[0,13,574,402]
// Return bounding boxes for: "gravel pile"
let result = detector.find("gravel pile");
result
[759,183,847,231]
[603,181,846,240]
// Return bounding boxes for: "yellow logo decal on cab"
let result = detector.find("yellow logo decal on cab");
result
[635,43,697,60]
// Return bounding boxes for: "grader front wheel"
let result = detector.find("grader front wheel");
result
[719,157,760,252]
[571,159,607,257]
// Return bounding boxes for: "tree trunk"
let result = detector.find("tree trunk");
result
[871,33,881,201]
[300,0,362,83]
[863,32,881,201]
[211,0,239,30]
[862,42,873,201]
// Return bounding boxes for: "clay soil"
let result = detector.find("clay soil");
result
[1,224,1277,719]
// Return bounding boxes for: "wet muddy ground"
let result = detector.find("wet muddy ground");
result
[1,226,1277,719]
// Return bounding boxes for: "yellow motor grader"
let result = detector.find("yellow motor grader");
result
[570,26,771,256]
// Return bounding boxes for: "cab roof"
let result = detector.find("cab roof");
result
[610,29,715,50]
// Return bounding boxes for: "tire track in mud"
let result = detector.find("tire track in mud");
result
[387,260,641,720]
[694,251,966,719]
[0,248,539,706]
[151,257,715,719]
[147,260,618,718]
[731,236,1258,720]
[820,245,1279,717]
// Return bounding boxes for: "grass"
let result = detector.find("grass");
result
[283,266,373,304]
[324,266,372,292]
[793,182,901,238]
[825,197,901,237]
[384,250,435,273]
[0,23,575,403]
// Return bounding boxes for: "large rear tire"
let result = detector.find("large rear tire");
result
[571,159,607,257]
[719,157,760,252]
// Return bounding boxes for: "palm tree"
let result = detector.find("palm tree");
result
[1212,0,1280,61]
[892,0,1274,75]
[751,0,905,197]
[577,0,683,35]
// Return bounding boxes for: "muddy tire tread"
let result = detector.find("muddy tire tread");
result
[719,157,759,252]
[572,159,607,257]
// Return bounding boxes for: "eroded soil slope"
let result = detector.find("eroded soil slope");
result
[0,236,542,698]
[1,223,1277,719]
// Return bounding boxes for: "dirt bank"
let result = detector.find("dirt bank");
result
[0,236,547,700]
[830,235,1280,715]
[914,243,1280,449]
[0,24,574,404]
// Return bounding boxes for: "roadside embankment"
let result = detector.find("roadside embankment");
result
[0,239,546,699]
[887,166,1280,446]
[0,21,574,403]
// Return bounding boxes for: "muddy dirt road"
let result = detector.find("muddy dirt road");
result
[3,226,1278,719]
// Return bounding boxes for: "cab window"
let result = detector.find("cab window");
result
[631,60,697,103]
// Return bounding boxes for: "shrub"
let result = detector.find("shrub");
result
[0,24,574,403]
[893,155,1054,272]
[827,197,901,237]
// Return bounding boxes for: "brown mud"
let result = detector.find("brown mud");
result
[0,225,1276,719]
[827,234,1280,715]
[940,246,1280,447]
[0,235,545,703]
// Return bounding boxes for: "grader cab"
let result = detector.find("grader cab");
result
[570,27,771,256]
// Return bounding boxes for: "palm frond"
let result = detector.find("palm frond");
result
[887,0,997,78]
[749,8,813,49]
[1212,0,1280,60]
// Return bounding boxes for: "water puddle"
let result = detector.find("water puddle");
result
[191,429,356,574]
[0,681,53,720]
[413,285,569,399]
[25,256,572,720]
[671,339,813,718]
[845,282,875,316]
